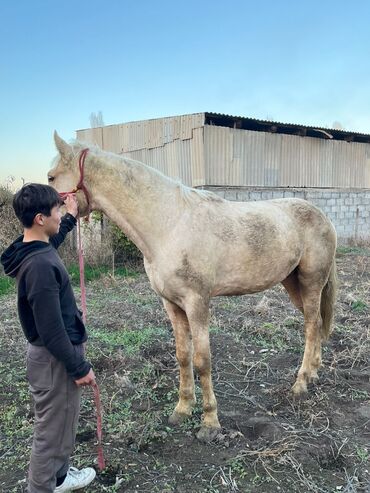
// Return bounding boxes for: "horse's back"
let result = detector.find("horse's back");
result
[225,197,335,241]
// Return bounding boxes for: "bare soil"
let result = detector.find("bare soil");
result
[0,251,369,492]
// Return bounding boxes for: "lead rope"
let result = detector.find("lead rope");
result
[92,382,106,471]
[77,218,87,324]
[76,217,106,471]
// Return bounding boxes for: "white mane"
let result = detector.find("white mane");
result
[72,139,224,207]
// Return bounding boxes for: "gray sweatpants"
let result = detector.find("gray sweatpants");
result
[26,343,83,493]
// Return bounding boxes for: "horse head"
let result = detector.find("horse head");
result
[49,131,91,216]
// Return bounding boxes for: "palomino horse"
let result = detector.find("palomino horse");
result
[50,132,337,441]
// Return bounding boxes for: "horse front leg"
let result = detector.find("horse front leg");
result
[163,299,196,424]
[185,295,221,442]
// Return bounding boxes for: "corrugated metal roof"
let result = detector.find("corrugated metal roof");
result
[204,112,370,143]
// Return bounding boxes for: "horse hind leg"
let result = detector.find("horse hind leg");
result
[292,272,325,396]
[282,263,331,394]
[162,299,196,425]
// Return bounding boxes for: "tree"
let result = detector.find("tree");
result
[332,121,344,130]
[89,111,104,128]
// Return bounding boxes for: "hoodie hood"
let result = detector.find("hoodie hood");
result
[1,236,52,277]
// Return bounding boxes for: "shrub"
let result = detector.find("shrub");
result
[58,212,142,271]
[0,185,22,253]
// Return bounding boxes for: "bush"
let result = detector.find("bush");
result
[110,222,142,264]
[58,212,142,272]
[0,185,21,290]
[0,185,22,253]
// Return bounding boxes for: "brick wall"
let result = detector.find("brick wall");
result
[203,187,370,245]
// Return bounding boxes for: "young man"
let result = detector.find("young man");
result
[1,184,96,493]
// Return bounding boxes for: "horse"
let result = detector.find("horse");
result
[50,132,337,442]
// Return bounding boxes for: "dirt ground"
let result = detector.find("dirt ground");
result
[0,250,369,492]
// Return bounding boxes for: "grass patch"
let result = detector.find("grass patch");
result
[67,264,139,285]
[243,322,295,351]
[350,299,368,313]
[89,326,168,354]
[0,276,15,296]
[337,245,370,256]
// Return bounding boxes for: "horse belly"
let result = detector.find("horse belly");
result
[211,256,299,297]
[212,278,277,297]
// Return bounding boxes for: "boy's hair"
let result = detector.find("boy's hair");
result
[13,183,63,228]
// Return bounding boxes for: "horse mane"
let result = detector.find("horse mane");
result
[72,140,225,207]
[178,184,224,206]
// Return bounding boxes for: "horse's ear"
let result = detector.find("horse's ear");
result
[54,131,73,161]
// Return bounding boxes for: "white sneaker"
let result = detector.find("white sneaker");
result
[54,467,96,492]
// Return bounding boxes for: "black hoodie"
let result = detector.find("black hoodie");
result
[1,213,91,379]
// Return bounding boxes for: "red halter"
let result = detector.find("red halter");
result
[59,148,91,213]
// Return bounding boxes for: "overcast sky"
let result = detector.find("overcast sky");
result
[1,0,370,187]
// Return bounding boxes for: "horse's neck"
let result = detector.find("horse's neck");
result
[88,153,180,261]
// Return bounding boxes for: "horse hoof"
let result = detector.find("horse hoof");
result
[291,381,308,397]
[196,426,220,443]
[309,372,319,384]
[168,411,189,426]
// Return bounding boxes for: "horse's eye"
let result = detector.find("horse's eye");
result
[48,175,55,182]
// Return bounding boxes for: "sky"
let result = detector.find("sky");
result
[1,0,370,187]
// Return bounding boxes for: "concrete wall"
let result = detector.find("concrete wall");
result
[203,186,370,245]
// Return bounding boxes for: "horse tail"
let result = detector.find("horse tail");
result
[320,258,337,341]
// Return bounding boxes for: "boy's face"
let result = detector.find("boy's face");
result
[36,205,62,236]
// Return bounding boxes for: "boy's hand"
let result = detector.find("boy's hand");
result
[64,194,79,218]
[75,368,96,386]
